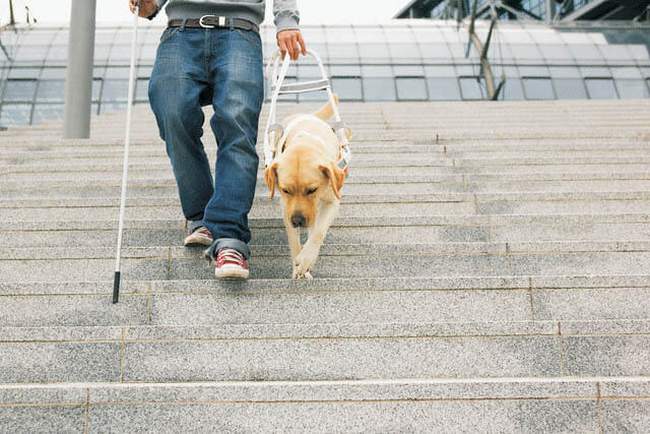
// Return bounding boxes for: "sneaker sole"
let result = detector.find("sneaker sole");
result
[183,234,214,247]
[215,264,250,280]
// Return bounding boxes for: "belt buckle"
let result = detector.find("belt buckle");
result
[199,15,226,28]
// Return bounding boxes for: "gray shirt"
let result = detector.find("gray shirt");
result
[153,0,300,32]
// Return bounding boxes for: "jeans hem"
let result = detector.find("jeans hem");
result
[204,238,251,260]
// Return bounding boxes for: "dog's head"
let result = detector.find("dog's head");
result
[264,140,345,229]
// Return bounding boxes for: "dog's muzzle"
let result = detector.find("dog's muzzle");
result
[291,213,306,228]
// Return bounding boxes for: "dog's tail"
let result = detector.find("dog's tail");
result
[313,94,340,121]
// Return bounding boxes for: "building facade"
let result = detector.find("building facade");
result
[0,19,649,126]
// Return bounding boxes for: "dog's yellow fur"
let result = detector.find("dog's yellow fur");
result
[264,96,349,279]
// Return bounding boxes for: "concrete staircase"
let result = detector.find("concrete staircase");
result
[1,99,650,432]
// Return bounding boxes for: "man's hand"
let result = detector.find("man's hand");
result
[129,0,158,18]
[277,30,307,61]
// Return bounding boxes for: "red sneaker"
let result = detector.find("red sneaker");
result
[184,226,213,247]
[214,248,250,280]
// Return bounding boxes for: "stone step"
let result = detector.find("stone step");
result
[1,321,649,384]
[1,277,648,327]
[1,377,648,432]
[4,152,650,168]
[3,192,650,220]
[2,245,650,282]
[5,178,650,198]
[4,142,650,159]
[4,161,649,179]
[4,240,650,260]
[3,219,650,247]
[3,213,647,232]
[3,273,648,294]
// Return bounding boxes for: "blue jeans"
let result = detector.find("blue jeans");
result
[148,25,264,260]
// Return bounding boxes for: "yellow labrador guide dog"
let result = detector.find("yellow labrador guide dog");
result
[263,50,352,279]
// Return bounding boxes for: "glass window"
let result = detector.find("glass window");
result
[296,65,321,79]
[46,45,68,62]
[358,43,390,62]
[14,44,47,62]
[300,26,327,43]
[331,77,362,101]
[3,79,37,102]
[0,104,32,125]
[326,43,359,63]
[585,78,618,99]
[306,43,328,62]
[17,31,54,45]
[388,28,416,43]
[394,65,424,76]
[329,65,361,76]
[388,43,422,63]
[32,104,65,124]
[363,78,396,101]
[36,80,65,102]
[298,90,328,103]
[425,65,456,78]
[8,67,41,79]
[597,45,632,62]
[502,78,525,101]
[354,28,387,44]
[519,66,551,77]
[419,43,452,60]
[102,79,129,102]
[553,79,587,99]
[135,78,150,102]
[509,44,542,61]
[611,67,642,79]
[568,44,603,62]
[459,77,484,100]
[522,77,555,100]
[615,80,649,99]
[413,28,444,43]
[580,66,610,78]
[100,102,127,115]
[105,67,130,79]
[139,44,158,62]
[396,77,428,101]
[362,65,393,78]
[427,78,461,101]
[446,43,466,59]
[109,44,133,62]
[94,43,112,63]
[549,66,581,78]
[538,44,573,61]
[40,66,66,79]
[627,45,649,61]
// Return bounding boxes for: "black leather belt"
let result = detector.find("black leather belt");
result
[168,15,259,33]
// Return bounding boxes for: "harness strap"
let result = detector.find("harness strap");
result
[272,79,330,94]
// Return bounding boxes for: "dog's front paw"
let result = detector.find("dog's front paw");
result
[293,247,318,279]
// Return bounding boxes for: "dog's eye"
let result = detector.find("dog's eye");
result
[305,187,318,195]
[281,188,291,195]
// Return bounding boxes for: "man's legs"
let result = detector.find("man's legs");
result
[203,28,265,262]
[148,28,213,228]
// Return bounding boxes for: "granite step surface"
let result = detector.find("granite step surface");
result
[1,100,650,430]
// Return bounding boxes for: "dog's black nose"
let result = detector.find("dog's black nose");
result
[291,213,306,228]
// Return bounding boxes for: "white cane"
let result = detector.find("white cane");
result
[113,1,140,304]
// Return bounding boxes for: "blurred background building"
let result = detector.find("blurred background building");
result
[0,0,648,126]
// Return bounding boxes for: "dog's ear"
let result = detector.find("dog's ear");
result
[264,162,278,199]
[319,162,345,200]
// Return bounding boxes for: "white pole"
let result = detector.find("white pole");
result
[113,4,140,304]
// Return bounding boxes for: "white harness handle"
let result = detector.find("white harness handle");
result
[263,50,351,173]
